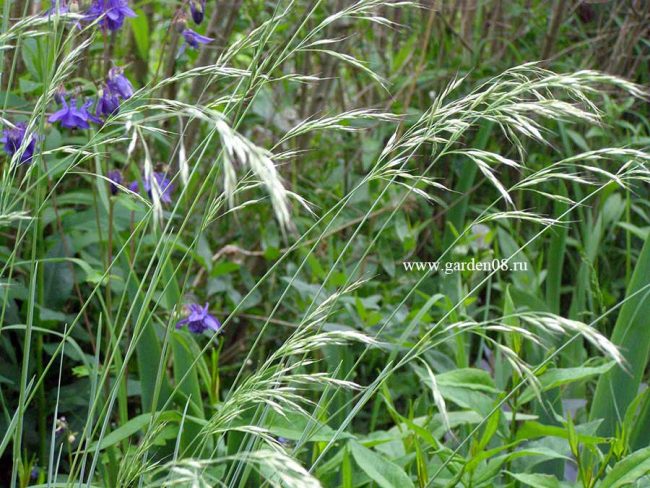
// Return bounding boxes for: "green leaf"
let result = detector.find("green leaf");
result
[19,78,42,94]
[617,222,649,241]
[20,38,43,81]
[91,413,153,451]
[349,441,414,488]
[435,368,497,393]
[477,408,500,452]
[263,411,353,442]
[503,286,521,354]
[507,472,561,488]
[599,447,650,488]
[590,235,650,438]
[43,237,74,309]
[89,411,193,451]
[515,421,606,445]
[131,10,150,61]
[518,362,615,404]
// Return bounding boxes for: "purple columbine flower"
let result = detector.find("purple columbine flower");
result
[45,0,82,28]
[182,28,213,49]
[189,0,205,24]
[85,0,135,31]
[45,0,68,15]
[48,97,101,129]
[106,67,134,99]
[96,86,120,118]
[54,85,67,104]
[1,123,36,163]
[176,303,221,334]
[143,172,174,203]
[107,169,122,195]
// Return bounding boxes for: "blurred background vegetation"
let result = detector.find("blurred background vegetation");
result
[1,0,650,486]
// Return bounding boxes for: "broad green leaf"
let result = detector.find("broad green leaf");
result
[414,366,497,415]
[19,78,42,94]
[435,368,497,392]
[263,411,353,442]
[516,421,606,445]
[20,38,43,81]
[599,447,650,488]
[591,235,650,438]
[43,237,74,309]
[507,472,561,488]
[89,411,201,451]
[131,10,150,61]
[518,362,615,404]
[617,222,649,241]
[349,441,414,488]
[475,448,569,486]
[91,413,153,451]
[503,286,521,354]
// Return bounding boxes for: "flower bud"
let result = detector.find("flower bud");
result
[173,11,188,33]
[190,0,205,24]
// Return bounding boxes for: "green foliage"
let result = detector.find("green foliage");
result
[1,1,650,487]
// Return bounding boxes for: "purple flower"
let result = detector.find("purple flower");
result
[143,172,174,203]
[96,86,120,118]
[96,68,133,118]
[182,28,213,49]
[107,169,122,195]
[1,123,36,163]
[45,0,69,15]
[85,0,135,31]
[176,303,221,334]
[189,0,205,24]
[48,97,101,129]
[127,180,138,192]
[45,0,82,28]
[54,85,67,104]
[106,67,134,99]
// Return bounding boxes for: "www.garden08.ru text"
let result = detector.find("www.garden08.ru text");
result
[402,258,528,275]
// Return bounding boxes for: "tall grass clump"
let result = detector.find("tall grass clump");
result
[1,1,650,487]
